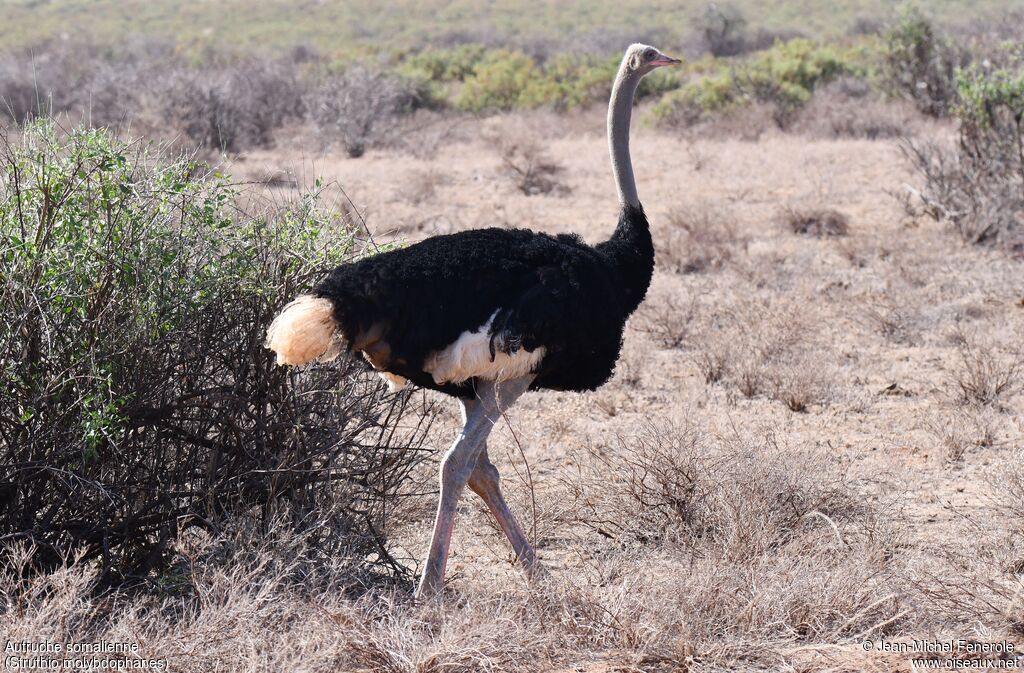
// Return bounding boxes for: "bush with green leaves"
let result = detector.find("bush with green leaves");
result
[0,122,436,586]
[455,50,539,112]
[398,44,487,83]
[652,38,858,129]
[456,50,682,113]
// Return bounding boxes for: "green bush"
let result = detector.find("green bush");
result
[455,50,539,112]
[456,50,680,113]
[398,44,486,82]
[649,72,739,126]
[0,122,436,584]
[738,39,853,105]
[652,38,858,128]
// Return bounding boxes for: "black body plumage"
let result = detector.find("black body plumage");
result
[313,204,654,398]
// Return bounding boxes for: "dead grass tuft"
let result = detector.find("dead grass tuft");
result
[485,123,569,197]
[948,330,1022,408]
[566,421,863,554]
[634,288,698,349]
[657,203,741,274]
[781,206,851,238]
[925,407,999,463]
[691,299,833,408]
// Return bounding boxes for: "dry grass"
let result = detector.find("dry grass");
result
[948,330,1023,408]
[924,407,999,463]
[1,422,913,673]
[780,205,851,237]
[485,121,570,197]
[7,107,1024,672]
[657,203,742,274]
[634,286,699,349]
[689,299,831,409]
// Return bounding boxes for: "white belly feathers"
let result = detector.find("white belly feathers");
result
[423,311,545,386]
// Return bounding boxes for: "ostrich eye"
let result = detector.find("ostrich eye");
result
[645,49,656,61]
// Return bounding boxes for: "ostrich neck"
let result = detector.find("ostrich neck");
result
[598,63,653,316]
[608,65,642,208]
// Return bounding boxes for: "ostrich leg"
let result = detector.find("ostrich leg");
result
[416,376,532,599]
[468,445,539,575]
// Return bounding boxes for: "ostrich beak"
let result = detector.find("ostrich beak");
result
[651,54,681,67]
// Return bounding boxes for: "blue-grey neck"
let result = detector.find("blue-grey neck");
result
[608,61,643,208]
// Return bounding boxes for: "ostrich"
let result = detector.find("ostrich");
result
[265,44,680,598]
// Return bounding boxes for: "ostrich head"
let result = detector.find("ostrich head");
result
[622,43,681,76]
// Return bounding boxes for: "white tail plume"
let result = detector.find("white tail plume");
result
[265,295,344,366]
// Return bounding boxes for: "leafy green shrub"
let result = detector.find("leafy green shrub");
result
[734,39,856,124]
[652,39,857,129]
[455,50,538,112]
[649,72,738,127]
[883,5,966,117]
[0,122,436,584]
[456,50,677,113]
[956,67,1024,176]
[516,54,617,110]
[398,44,486,82]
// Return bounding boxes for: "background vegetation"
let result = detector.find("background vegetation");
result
[3,0,1024,52]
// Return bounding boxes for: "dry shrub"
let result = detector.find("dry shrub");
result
[487,125,569,197]
[166,59,303,153]
[691,3,799,58]
[793,80,919,140]
[306,64,419,158]
[781,205,850,237]
[696,343,729,383]
[693,2,751,57]
[948,333,1022,408]
[634,288,698,349]
[657,203,740,274]
[405,168,449,205]
[567,422,862,555]
[769,355,834,412]
[860,294,919,345]
[692,299,828,407]
[924,407,998,463]
[0,40,166,127]
[899,140,1024,248]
